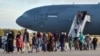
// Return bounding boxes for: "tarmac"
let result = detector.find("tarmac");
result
[0,46,100,56]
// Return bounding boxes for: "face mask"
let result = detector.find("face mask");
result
[9,32,12,34]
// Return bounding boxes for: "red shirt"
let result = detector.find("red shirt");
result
[37,33,41,38]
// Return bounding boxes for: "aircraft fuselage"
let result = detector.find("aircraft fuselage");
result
[16,4,100,34]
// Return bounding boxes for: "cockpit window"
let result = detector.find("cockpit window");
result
[22,12,28,17]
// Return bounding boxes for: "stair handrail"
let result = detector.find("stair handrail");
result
[76,15,91,37]
[68,15,77,37]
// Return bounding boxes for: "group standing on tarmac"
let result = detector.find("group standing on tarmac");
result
[0,29,98,54]
[0,29,68,53]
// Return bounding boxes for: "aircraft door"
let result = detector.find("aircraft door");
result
[34,11,40,22]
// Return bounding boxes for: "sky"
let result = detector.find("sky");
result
[0,0,100,30]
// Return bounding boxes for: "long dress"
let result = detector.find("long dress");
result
[16,35,24,49]
[7,33,14,53]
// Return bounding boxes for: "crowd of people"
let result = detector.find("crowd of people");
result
[0,29,68,53]
[69,33,98,51]
[0,29,98,54]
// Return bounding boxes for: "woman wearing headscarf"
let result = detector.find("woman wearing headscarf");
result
[7,31,14,53]
[16,31,24,53]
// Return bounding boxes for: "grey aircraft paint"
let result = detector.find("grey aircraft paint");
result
[16,4,100,34]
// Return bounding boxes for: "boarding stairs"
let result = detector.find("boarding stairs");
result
[68,14,91,38]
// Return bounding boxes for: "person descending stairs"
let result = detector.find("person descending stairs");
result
[68,11,91,39]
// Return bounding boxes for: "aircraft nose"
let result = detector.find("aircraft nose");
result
[16,16,32,28]
[16,18,19,25]
[16,17,24,26]
[16,18,20,25]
